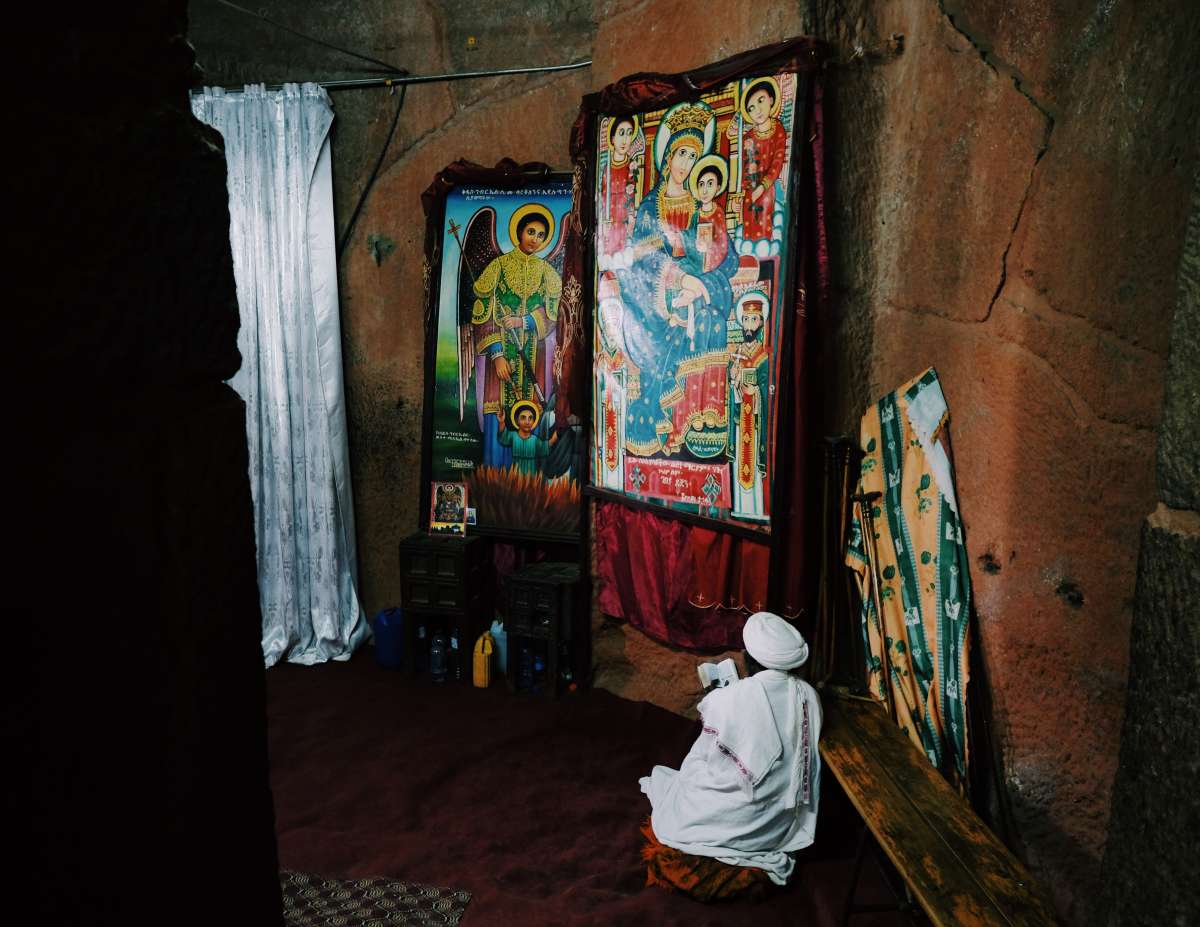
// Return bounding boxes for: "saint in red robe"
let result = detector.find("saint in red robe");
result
[739,119,788,242]
[601,156,637,255]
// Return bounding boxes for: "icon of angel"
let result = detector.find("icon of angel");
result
[451,201,575,477]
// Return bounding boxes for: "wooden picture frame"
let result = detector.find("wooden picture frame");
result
[577,60,814,540]
[419,160,585,543]
[429,481,468,535]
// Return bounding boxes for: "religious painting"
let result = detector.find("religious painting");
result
[590,72,804,532]
[429,481,468,535]
[421,167,583,541]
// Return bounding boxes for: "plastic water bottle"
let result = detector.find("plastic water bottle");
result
[450,629,462,681]
[430,632,448,683]
[558,642,573,688]
[532,651,546,694]
[490,619,508,675]
[518,645,534,692]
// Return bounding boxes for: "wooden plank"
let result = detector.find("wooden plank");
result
[819,696,1058,927]
[831,697,1059,926]
[820,710,1013,926]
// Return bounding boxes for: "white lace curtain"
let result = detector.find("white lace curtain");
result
[192,83,366,666]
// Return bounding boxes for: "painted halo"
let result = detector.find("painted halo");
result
[653,101,716,170]
[740,76,783,122]
[688,153,729,200]
[606,113,640,152]
[508,398,542,429]
[736,290,770,325]
[508,203,555,252]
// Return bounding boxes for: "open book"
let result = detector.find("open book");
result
[697,657,740,691]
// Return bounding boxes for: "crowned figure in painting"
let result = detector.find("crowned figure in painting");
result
[458,203,566,470]
[729,292,770,520]
[611,101,738,459]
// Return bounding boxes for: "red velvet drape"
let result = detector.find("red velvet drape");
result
[594,502,774,649]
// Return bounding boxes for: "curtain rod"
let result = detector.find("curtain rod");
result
[194,59,591,94]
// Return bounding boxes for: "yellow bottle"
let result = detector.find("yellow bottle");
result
[473,631,494,688]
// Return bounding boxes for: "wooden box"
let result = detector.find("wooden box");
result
[505,561,583,696]
[398,533,493,677]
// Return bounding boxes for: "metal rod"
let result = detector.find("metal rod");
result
[193,60,591,94]
[852,491,893,722]
[814,439,833,686]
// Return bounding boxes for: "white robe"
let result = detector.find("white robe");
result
[639,670,822,885]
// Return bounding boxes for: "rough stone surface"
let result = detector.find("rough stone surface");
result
[187,3,1200,923]
[1099,156,1200,927]
[1099,507,1200,927]
[438,0,594,110]
[188,0,457,261]
[590,0,809,86]
[1158,169,1200,512]
[341,69,593,612]
[816,2,1199,921]
[190,0,595,616]
[591,614,743,719]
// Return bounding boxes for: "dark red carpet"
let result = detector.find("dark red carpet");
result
[267,650,905,926]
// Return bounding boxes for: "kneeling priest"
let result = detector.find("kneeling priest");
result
[638,611,822,899]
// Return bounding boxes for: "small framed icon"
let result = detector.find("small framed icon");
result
[429,481,468,535]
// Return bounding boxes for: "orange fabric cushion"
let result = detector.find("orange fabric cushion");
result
[639,818,772,903]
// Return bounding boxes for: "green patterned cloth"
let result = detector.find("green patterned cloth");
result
[846,368,971,787]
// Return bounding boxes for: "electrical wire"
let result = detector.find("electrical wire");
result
[206,0,407,76]
[284,60,592,92]
[337,82,407,258]
[194,2,591,259]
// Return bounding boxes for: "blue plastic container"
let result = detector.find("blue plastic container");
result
[374,607,404,669]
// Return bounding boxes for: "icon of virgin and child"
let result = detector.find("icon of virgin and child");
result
[599,97,765,465]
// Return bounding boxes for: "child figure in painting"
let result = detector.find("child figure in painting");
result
[690,154,732,274]
[728,78,788,243]
[498,398,558,478]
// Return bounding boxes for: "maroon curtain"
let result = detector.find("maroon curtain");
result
[595,501,775,650]
[560,38,831,650]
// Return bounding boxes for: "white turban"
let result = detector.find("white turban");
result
[742,611,809,670]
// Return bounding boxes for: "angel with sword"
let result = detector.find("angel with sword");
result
[449,202,566,470]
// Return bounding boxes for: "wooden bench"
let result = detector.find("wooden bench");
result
[819,694,1060,926]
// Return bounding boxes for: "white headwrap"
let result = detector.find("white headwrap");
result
[743,611,809,670]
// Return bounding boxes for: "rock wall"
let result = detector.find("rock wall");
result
[1098,166,1200,927]
[188,2,1200,922]
[190,0,596,623]
[813,3,1199,920]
